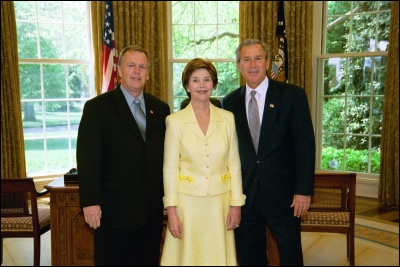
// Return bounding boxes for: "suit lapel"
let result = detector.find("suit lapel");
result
[233,86,256,154]
[113,86,145,142]
[205,104,222,139]
[182,103,207,141]
[258,80,280,153]
[143,93,156,142]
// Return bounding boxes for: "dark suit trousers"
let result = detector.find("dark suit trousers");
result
[94,214,163,266]
[235,188,303,266]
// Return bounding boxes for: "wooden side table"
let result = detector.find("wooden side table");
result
[45,177,94,266]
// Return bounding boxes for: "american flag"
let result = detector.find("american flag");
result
[271,1,288,83]
[102,1,118,93]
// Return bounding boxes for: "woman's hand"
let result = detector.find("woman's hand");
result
[226,206,241,231]
[166,206,183,239]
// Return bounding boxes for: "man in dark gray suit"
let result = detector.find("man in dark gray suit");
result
[77,45,170,266]
[222,39,315,266]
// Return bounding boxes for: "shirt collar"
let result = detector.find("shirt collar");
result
[246,76,269,98]
[120,85,144,105]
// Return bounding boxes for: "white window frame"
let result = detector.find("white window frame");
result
[312,1,391,197]
[16,1,95,178]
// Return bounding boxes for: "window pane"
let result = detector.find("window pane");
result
[195,25,217,57]
[22,101,45,139]
[347,57,369,95]
[380,1,392,10]
[215,62,238,96]
[44,101,69,137]
[322,97,345,134]
[19,63,41,99]
[24,139,45,176]
[321,138,344,171]
[63,2,87,23]
[373,56,387,95]
[326,16,349,54]
[327,1,351,16]
[14,1,36,20]
[172,63,186,97]
[69,100,84,136]
[172,25,195,59]
[47,138,71,173]
[354,1,377,12]
[64,24,89,59]
[39,23,63,58]
[346,96,370,136]
[351,14,377,53]
[372,96,383,135]
[17,22,38,58]
[37,1,62,22]
[370,137,381,174]
[43,64,66,98]
[172,1,194,24]
[217,25,239,58]
[218,1,239,23]
[68,64,92,98]
[324,58,345,95]
[195,1,217,24]
[345,136,369,172]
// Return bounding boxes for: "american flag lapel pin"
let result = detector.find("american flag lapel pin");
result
[270,103,275,108]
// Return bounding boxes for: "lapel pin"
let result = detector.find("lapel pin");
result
[270,104,275,108]
[150,110,154,114]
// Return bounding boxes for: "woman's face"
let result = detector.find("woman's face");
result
[186,68,214,102]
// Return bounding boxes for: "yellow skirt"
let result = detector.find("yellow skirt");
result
[160,191,237,266]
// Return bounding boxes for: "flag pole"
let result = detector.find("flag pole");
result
[271,1,288,83]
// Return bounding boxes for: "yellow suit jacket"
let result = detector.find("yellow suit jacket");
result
[163,102,246,208]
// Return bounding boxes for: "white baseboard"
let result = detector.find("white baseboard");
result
[356,177,379,199]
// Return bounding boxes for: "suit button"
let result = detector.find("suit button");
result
[256,160,260,164]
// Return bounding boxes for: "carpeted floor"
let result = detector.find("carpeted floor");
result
[2,196,398,266]
[2,218,398,266]
[355,218,398,250]
[302,217,399,266]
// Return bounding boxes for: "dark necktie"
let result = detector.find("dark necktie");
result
[248,90,260,153]
[134,98,146,140]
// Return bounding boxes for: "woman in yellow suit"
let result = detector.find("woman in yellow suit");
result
[161,58,246,266]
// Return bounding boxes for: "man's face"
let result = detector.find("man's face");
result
[236,44,270,89]
[118,50,149,97]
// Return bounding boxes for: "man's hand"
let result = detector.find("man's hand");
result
[290,194,311,217]
[83,205,102,229]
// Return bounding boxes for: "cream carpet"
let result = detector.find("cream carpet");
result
[302,218,399,266]
[2,218,398,266]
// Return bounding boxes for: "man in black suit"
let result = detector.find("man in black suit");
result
[222,39,315,266]
[77,45,170,266]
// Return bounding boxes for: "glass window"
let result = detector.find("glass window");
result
[315,1,391,175]
[15,1,95,177]
[169,1,240,112]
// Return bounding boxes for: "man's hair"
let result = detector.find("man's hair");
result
[235,39,270,62]
[118,45,151,70]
